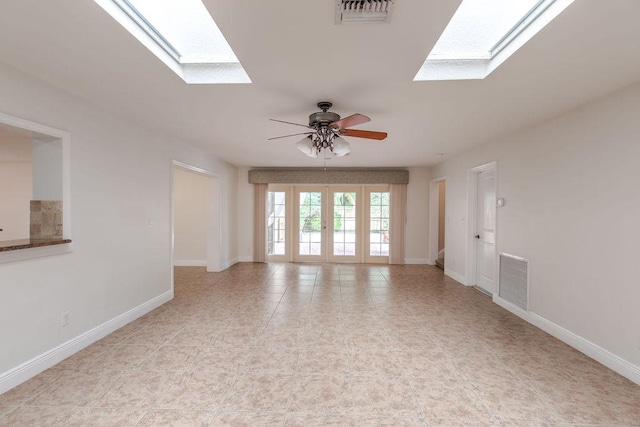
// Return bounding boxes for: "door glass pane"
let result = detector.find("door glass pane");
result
[333,192,356,256]
[299,191,322,256]
[369,191,390,256]
[267,191,286,256]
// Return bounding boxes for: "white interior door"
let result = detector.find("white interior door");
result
[475,169,496,293]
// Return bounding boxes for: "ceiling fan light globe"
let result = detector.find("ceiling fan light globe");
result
[332,137,350,156]
[296,137,317,157]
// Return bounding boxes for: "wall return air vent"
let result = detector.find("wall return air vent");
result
[499,253,529,311]
[336,0,395,24]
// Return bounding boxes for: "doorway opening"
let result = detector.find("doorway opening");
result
[428,177,446,269]
[170,161,221,291]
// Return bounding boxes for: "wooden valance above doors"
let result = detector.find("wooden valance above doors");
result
[248,168,409,185]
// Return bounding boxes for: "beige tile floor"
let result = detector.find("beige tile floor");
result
[1,263,639,426]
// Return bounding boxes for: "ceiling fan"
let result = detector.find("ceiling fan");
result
[269,102,388,158]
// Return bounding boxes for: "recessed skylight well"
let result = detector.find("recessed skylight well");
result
[414,0,574,81]
[94,0,250,84]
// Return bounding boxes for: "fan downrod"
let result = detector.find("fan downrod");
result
[317,101,332,112]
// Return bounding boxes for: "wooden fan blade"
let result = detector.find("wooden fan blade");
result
[268,132,314,140]
[270,118,312,129]
[330,114,370,130]
[343,129,388,140]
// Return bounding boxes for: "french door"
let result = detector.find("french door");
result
[365,187,390,264]
[267,185,389,263]
[293,186,361,262]
[294,187,326,262]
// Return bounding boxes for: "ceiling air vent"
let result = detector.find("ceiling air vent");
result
[336,0,395,25]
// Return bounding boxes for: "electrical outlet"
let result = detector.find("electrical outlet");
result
[62,311,70,327]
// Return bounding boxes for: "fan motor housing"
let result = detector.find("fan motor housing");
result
[309,111,340,127]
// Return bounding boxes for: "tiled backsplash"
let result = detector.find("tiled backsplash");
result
[30,200,63,239]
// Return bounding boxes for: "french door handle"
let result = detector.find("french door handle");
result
[475,234,480,239]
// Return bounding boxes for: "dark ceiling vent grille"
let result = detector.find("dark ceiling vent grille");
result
[336,0,395,24]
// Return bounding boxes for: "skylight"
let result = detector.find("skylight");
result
[94,0,250,84]
[414,0,574,81]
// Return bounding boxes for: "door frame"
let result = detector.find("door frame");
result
[266,185,293,262]
[428,176,446,265]
[171,160,222,283]
[465,161,498,290]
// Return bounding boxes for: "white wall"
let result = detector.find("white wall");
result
[404,167,430,264]
[0,134,32,240]
[433,81,640,371]
[236,167,431,263]
[173,167,207,265]
[0,61,239,380]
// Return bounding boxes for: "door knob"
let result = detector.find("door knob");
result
[475,234,480,239]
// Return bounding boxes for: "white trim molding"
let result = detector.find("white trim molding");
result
[445,268,467,285]
[494,296,640,386]
[218,257,239,271]
[0,290,173,394]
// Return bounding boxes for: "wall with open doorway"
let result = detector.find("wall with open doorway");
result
[0,61,239,391]
[431,81,640,382]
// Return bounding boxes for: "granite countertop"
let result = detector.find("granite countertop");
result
[0,238,72,252]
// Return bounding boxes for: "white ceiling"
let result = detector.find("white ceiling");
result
[1,0,640,168]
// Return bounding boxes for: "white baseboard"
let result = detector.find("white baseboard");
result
[220,257,239,270]
[404,258,429,265]
[0,290,173,394]
[444,268,466,285]
[238,256,253,263]
[494,296,640,386]
[173,259,207,267]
